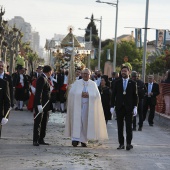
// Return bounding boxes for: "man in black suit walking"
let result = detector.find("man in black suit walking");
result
[111,66,138,150]
[131,71,146,131]
[0,61,13,107]
[0,78,10,136]
[33,65,52,146]
[143,75,160,126]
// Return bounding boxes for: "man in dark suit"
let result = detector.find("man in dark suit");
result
[0,61,13,107]
[110,66,138,150]
[33,65,52,146]
[143,75,160,126]
[109,71,119,90]
[75,68,82,80]
[131,71,146,131]
[0,78,10,136]
[30,65,43,79]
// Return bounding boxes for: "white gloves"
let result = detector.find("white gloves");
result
[110,107,116,115]
[1,118,8,125]
[133,106,137,116]
[37,105,43,113]
[30,85,36,95]
[50,85,53,92]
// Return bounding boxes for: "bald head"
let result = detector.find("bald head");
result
[82,68,91,75]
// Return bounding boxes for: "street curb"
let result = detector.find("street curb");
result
[155,112,170,128]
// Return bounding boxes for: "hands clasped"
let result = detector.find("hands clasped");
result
[82,92,89,98]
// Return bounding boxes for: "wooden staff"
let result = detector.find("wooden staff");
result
[34,100,49,120]
[4,107,12,119]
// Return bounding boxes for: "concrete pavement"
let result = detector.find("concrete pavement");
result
[0,108,170,170]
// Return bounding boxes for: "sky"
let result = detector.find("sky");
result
[1,0,170,47]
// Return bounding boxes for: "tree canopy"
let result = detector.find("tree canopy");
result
[85,14,99,48]
[100,40,143,72]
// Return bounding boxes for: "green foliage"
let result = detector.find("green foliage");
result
[147,56,166,74]
[85,14,99,48]
[100,40,143,72]
[27,52,38,63]
[90,58,98,71]
[16,55,25,66]
[101,39,113,48]
[86,35,99,48]
[123,62,132,71]
[85,14,98,36]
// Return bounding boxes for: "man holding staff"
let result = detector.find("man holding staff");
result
[33,65,52,146]
[0,78,10,137]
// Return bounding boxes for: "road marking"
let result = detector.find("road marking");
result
[155,163,166,169]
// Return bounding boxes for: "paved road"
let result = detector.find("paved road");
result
[0,109,170,170]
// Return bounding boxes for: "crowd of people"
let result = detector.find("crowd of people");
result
[0,59,170,150]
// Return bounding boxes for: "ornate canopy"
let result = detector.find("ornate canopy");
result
[60,28,81,48]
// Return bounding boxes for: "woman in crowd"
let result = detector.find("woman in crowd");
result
[98,76,112,124]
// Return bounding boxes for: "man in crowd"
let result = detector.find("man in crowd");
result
[0,77,10,136]
[13,65,29,111]
[58,69,68,113]
[109,71,119,91]
[143,75,160,126]
[65,68,108,147]
[110,66,138,150]
[0,61,14,107]
[131,71,146,131]
[33,65,52,146]
[33,65,42,78]
[75,68,82,80]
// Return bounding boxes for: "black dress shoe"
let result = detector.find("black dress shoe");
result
[132,127,136,131]
[38,140,50,145]
[126,144,133,151]
[15,107,18,111]
[117,145,125,149]
[72,141,79,147]
[52,109,56,113]
[149,124,153,126]
[33,141,39,146]
[81,142,87,147]
[138,127,142,131]
[20,108,23,111]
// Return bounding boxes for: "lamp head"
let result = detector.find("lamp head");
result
[96,0,101,3]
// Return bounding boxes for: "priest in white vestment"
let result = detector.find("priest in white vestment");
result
[65,68,108,147]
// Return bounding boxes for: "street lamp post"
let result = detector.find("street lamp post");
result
[142,0,149,82]
[78,27,92,68]
[85,16,102,70]
[96,0,118,72]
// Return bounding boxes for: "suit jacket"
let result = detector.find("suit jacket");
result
[57,73,66,88]
[136,79,146,100]
[3,73,13,106]
[0,79,10,121]
[111,78,138,112]
[13,73,29,89]
[144,82,160,105]
[34,74,51,111]
[109,77,119,90]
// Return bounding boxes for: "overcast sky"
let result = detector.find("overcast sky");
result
[1,0,170,46]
